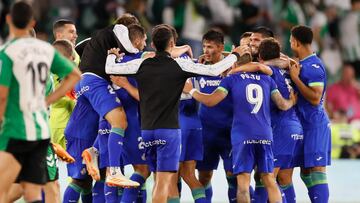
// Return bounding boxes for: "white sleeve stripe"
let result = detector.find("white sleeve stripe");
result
[175,54,237,76]
[105,54,143,75]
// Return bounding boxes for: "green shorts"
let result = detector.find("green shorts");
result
[46,144,59,182]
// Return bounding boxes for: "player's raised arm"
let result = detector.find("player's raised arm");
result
[183,80,227,107]
[230,62,273,75]
[105,48,144,75]
[271,89,297,111]
[176,45,250,76]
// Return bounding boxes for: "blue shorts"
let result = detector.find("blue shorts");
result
[122,122,146,166]
[97,119,111,169]
[141,129,181,172]
[232,140,274,174]
[80,73,121,118]
[180,128,203,162]
[66,137,94,179]
[196,124,232,172]
[273,124,304,169]
[303,124,331,168]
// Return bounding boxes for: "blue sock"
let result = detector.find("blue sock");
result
[301,173,313,200]
[191,187,207,203]
[93,181,105,203]
[249,185,254,200]
[41,190,45,203]
[278,184,287,203]
[281,184,296,203]
[105,185,119,203]
[308,172,329,203]
[121,173,146,203]
[226,175,237,203]
[81,188,93,203]
[108,128,125,167]
[63,183,81,203]
[204,183,213,202]
[93,136,100,151]
[136,187,147,203]
[177,177,182,196]
[254,180,267,203]
[119,187,124,201]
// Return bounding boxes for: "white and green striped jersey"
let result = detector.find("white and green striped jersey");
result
[0,37,75,141]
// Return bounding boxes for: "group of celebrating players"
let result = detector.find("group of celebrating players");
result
[0,1,331,203]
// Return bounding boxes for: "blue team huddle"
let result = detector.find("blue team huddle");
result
[0,2,331,203]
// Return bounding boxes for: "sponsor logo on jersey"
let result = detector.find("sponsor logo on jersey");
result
[199,77,221,88]
[98,128,111,135]
[291,134,303,140]
[143,139,167,147]
[75,86,89,98]
[243,139,271,145]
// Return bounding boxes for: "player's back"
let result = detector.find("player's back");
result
[0,38,59,140]
[221,72,277,143]
[135,52,193,130]
[79,26,118,81]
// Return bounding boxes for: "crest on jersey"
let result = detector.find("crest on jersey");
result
[312,64,320,69]
[199,77,206,88]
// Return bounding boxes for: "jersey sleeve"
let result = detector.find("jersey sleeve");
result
[50,50,75,79]
[175,54,237,77]
[0,52,13,87]
[270,77,279,95]
[306,63,325,87]
[105,54,144,75]
[218,76,232,95]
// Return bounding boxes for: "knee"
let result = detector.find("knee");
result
[180,169,196,182]
[199,172,212,186]
[135,165,150,179]
[277,173,292,185]
[45,181,60,196]
[72,178,92,191]
[107,108,128,129]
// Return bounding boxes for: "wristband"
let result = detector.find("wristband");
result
[189,88,197,96]
[231,52,241,61]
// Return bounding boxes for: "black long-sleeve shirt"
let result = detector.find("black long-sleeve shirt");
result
[106,51,237,130]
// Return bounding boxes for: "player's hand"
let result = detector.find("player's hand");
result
[108,48,124,61]
[110,76,130,89]
[289,90,298,106]
[198,54,206,64]
[232,45,251,57]
[289,60,300,79]
[183,79,194,94]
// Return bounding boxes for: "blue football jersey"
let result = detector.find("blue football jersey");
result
[219,73,278,143]
[114,52,143,127]
[197,75,233,128]
[178,54,202,129]
[295,54,330,128]
[269,66,300,126]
